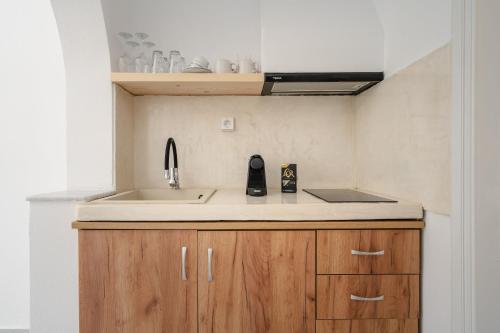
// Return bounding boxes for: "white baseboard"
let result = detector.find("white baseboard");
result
[0,330,29,333]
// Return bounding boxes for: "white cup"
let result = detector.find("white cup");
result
[215,59,236,73]
[191,56,209,69]
[238,59,256,73]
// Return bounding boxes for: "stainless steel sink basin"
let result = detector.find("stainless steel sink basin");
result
[94,188,216,204]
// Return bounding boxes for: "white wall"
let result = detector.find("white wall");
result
[373,0,452,77]
[0,0,66,329]
[101,0,383,73]
[51,0,114,190]
[101,0,261,72]
[474,0,500,330]
[260,0,384,72]
[101,0,453,75]
[30,201,79,333]
[422,211,451,333]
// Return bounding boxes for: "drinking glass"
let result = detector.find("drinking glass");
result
[172,56,185,73]
[161,57,170,73]
[151,50,164,73]
[168,50,181,73]
[118,55,130,72]
[135,53,149,72]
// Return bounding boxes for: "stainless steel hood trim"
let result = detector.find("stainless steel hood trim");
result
[261,72,384,96]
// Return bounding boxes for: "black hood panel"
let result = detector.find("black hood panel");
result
[262,72,384,96]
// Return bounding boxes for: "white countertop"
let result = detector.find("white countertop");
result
[77,188,423,221]
[27,189,116,202]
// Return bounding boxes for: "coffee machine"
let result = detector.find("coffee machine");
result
[246,154,267,196]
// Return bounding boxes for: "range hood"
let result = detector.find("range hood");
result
[261,72,384,96]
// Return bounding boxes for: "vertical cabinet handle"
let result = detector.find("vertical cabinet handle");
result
[181,246,187,281]
[208,248,213,282]
[351,249,385,256]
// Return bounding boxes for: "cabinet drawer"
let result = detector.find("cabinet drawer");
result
[316,319,418,333]
[317,230,420,274]
[316,275,419,319]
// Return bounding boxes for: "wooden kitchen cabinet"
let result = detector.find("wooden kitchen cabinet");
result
[79,230,197,333]
[197,231,316,333]
[76,223,422,333]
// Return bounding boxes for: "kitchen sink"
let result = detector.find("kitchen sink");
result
[94,188,216,204]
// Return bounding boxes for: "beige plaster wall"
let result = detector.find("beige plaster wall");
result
[354,44,451,213]
[114,46,451,212]
[132,96,355,189]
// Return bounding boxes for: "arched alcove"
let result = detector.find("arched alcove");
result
[50,0,113,190]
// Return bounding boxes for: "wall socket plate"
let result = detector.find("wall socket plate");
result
[221,117,235,131]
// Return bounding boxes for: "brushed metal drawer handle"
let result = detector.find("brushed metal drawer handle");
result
[181,246,187,281]
[208,248,213,282]
[351,249,385,256]
[351,294,385,302]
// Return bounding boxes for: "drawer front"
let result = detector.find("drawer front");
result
[317,275,419,319]
[317,230,420,274]
[316,319,418,333]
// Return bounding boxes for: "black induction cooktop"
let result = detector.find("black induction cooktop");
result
[303,189,397,203]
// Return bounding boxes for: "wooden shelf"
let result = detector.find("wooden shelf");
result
[111,72,264,96]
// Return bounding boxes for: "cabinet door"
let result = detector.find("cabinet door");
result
[79,230,197,333]
[198,231,315,333]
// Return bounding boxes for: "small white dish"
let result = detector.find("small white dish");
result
[191,56,209,69]
[182,66,212,73]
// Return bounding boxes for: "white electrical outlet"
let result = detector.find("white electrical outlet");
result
[221,117,235,131]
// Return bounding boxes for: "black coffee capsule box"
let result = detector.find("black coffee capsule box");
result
[281,164,297,193]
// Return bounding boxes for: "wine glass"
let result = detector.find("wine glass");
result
[141,41,156,72]
[118,32,133,39]
[125,41,140,72]
[132,33,150,72]
[142,41,156,52]
[117,32,133,72]
[134,32,149,40]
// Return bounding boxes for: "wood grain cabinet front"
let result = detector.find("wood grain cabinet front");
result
[316,319,418,333]
[197,230,316,333]
[79,230,198,333]
[78,226,421,333]
[317,230,420,274]
[316,275,420,320]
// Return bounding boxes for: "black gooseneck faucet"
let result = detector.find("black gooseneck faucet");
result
[164,137,179,189]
